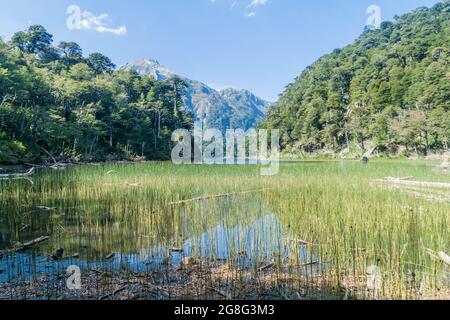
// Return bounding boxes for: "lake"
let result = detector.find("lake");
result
[0,161,448,300]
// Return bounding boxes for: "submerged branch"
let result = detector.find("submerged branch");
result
[0,236,50,256]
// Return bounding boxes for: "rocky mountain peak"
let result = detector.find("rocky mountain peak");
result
[121,59,271,131]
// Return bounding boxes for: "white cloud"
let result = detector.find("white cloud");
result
[250,0,268,7]
[79,11,127,36]
[208,0,266,18]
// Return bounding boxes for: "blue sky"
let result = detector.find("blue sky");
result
[0,0,442,101]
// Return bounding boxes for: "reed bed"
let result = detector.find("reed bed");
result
[0,160,448,300]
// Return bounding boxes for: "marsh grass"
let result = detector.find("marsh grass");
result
[0,160,448,300]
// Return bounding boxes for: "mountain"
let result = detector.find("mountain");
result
[121,59,271,131]
[262,1,449,157]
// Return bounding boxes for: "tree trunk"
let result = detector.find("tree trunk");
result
[109,123,113,148]
[345,130,350,150]
[424,130,429,155]
[158,112,161,138]
[73,137,78,155]
[174,86,177,116]
[141,142,145,157]
[88,136,97,158]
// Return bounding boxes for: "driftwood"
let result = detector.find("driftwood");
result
[169,189,269,206]
[99,285,128,300]
[41,147,57,165]
[363,146,377,159]
[299,261,319,267]
[426,249,450,266]
[207,287,231,299]
[257,263,275,272]
[380,177,450,189]
[392,187,449,202]
[438,252,450,265]
[283,237,320,246]
[104,182,141,187]
[0,167,35,180]
[105,253,115,260]
[16,236,49,252]
[35,206,57,211]
[0,236,50,256]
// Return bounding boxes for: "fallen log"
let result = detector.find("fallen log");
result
[386,185,450,203]
[0,167,35,179]
[99,285,127,300]
[257,263,275,272]
[35,206,57,211]
[105,253,115,260]
[438,252,450,266]
[384,176,414,181]
[13,236,50,252]
[169,189,269,206]
[207,287,231,300]
[283,237,320,246]
[379,178,450,189]
[299,261,319,267]
[426,249,450,266]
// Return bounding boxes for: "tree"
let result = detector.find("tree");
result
[167,76,188,117]
[25,25,53,54]
[68,63,95,81]
[0,25,193,163]
[261,2,450,157]
[38,46,60,64]
[57,41,83,68]
[10,31,28,52]
[86,53,116,74]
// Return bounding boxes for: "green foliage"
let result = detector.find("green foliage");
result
[87,53,116,74]
[58,41,83,67]
[0,26,192,163]
[262,1,449,156]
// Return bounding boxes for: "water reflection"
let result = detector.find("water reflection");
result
[2,211,325,284]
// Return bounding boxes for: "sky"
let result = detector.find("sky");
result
[0,0,443,101]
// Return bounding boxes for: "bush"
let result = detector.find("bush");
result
[0,135,27,164]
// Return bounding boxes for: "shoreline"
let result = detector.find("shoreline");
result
[0,156,446,169]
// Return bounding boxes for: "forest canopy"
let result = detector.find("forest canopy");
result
[0,26,192,164]
[261,1,449,157]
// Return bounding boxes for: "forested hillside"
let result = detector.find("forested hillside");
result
[262,1,449,157]
[0,26,192,164]
[121,59,271,133]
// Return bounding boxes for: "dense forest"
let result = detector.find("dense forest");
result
[0,26,192,164]
[262,1,449,157]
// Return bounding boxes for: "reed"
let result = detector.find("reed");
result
[0,160,448,300]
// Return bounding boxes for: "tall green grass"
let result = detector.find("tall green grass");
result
[0,160,448,299]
